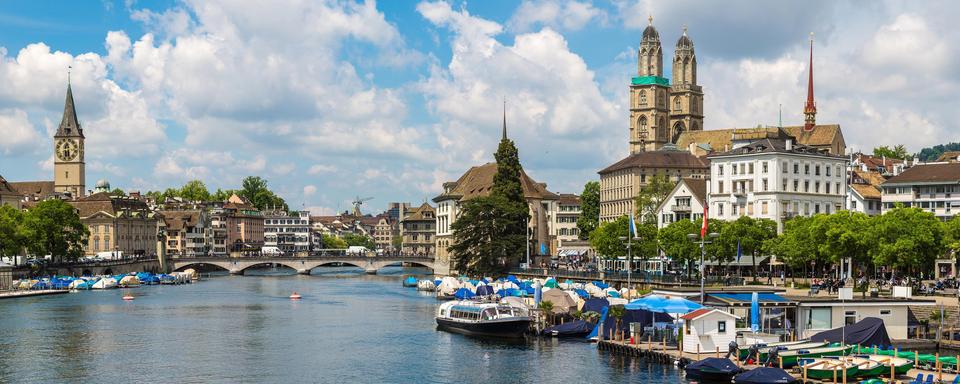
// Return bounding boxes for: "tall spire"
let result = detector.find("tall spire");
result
[803,32,817,132]
[57,72,83,138]
[501,97,507,140]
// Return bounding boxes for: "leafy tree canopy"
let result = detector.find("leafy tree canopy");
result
[589,215,657,260]
[635,174,675,223]
[240,176,288,211]
[342,233,376,249]
[21,200,89,263]
[0,205,27,258]
[869,206,944,271]
[576,181,600,240]
[872,145,910,160]
[320,234,348,249]
[918,142,960,162]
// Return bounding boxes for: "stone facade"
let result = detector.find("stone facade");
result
[401,203,435,255]
[598,150,710,222]
[159,209,210,258]
[53,82,86,198]
[69,192,159,258]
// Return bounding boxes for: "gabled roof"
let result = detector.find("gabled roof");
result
[936,151,960,162]
[676,125,844,154]
[655,177,706,214]
[158,210,203,231]
[69,192,152,218]
[883,163,960,185]
[0,175,19,196]
[681,308,739,321]
[402,202,435,221]
[709,137,841,158]
[8,181,55,199]
[434,162,559,202]
[599,150,709,174]
[557,193,580,205]
[850,183,881,200]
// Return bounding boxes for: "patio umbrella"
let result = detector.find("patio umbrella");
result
[750,292,760,332]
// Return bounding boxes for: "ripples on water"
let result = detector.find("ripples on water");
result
[0,267,689,383]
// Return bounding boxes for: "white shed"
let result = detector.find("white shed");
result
[682,308,740,355]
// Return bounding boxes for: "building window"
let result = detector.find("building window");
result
[762,162,768,174]
[718,181,724,194]
[761,201,768,215]
[804,181,809,192]
[815,182,820,193]
[639,90,647,106]
[782,180,787,191]
[825,183,830,194]
[782,162,788,174]
[793,180,798,192]
[748,163,754,174]
[880,309,891,316]
[762,179,768,192]
[851,200,858,209]
[808,307,832,329]
[732,164,737,175]
[674,97,681,112]
[804,164,810,175]
[718,320,727,334]
[845,310,857,326]
[717,164,724,176]
[718,203,724,216]
[826,166,831,177]
[793,163,799,174]
[835,183,840,195]
[815,165,821,176]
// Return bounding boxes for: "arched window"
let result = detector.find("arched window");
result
[672,121,685,144]
[674,97,682,112]
[639,90,647,106]
[93,236,100,251]
[638,116,648,138]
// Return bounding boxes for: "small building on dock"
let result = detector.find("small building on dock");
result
[681,308,740,354]
[788,295,936,341]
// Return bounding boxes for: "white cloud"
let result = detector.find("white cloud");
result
[273,162,295,175]
[508,0,606,33]
[303,185,317,196]
[0,109,42,155]
[307,164,337,175]
[38,154,53,171]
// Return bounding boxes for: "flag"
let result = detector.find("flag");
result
[629,212,637,237]
[700,206,709,237]
[540,243,547,255]
[736,239,742,262]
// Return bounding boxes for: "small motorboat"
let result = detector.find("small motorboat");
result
[122,294,135,301]
[289,292,302,300]
[542,319,593,338]
[435,300,531,339]
[797,358,859,380]
[402,276,418,287]
[417,279,436,291]
[684,357,741,382]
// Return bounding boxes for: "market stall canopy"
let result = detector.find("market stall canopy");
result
[809,317,891,347]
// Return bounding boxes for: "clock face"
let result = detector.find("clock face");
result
[56,139,79,162]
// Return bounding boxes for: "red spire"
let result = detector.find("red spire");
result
[803,32,816,132]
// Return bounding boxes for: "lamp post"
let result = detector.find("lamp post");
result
[688,232,720,305]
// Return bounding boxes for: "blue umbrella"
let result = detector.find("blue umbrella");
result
[750,292,760,332]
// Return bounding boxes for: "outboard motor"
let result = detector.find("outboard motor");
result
[746,344,760,364]
[726,340,739,359]
[764,346,780,367]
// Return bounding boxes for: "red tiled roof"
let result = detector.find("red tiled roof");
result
[680,308,714,321]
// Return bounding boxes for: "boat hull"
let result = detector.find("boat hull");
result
[436,317,530,339]
[684,368,737,383]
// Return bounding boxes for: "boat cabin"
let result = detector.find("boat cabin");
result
[441,304,527,322]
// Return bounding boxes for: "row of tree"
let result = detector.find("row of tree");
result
[144,176,288,211]
[0,200,88,264]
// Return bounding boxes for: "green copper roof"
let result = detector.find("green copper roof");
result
[631,76,670,86]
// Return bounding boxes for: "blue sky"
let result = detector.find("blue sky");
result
[0,0,957,215]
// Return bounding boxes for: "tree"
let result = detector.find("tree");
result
[448,133,529,276]
[576,181,600,239]
[658,219,701,277]
[0,205,27,262]
[769,215,823,279]
[211,188,233,202]
[342,233,376,249]
[634,174,675,223]
[240,176,288,211]
[320,234,348,249]
[608,305,626,340]
[109,188,126,196]
[944,216,960,256]
[180,180,212,202]
[715,217,777,281]
[391,235,402,251]
[872,145,910,160]
[588,215,657,263]
[918,142,960,162]
[817,212,872,281]
[21,200,89,263]
[869,206,945,274]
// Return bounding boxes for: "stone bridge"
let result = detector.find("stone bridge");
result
[13,258,162,278]
[170,256,438,275]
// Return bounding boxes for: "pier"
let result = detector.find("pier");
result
[0,290,68,300]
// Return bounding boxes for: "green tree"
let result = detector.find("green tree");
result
[180,180,212,202]
[634,174,676,223]
[588,215,657,263]
[869,206,945,274]
[944,216,960,256]
[576,181,600,239]
[320,234,348,249]
[769,215,822,278]
[240,176,288,211]
[211,188,233,202]
[658,219,701,277]
[22,200,89,263]
[0,205,27,262]
[872,145,909,160]
[716,217,777,281]
[109,188,126,196]
[448,133,529,276]
[342,233,376,249]
[391,235,402,250]
[817,211,872,279]
[608,305,626,340]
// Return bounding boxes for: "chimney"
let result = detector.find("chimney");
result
[785,139,793,151]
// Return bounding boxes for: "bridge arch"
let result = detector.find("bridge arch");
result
[174,262,230,273]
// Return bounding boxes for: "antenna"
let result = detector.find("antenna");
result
[778,104,782,128]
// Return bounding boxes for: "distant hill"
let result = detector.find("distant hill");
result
[918,142,960,162]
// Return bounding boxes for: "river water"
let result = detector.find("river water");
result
[0,267,689,383]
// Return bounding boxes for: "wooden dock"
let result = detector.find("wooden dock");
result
[0,290,68,300]
[597,338,960,383]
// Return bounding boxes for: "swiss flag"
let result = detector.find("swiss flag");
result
[700,206,709,237]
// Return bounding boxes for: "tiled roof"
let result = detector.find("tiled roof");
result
[884,163,960,185]
[403,202,435,221]
[0,175,19,195]
[557,193,580,205]
[69,192,151,218]
[158,210,202,231]
[8,181,55,199]
[435,162,559,202]
[676,124,843,153]
[682,178,707,203]
[855,153,903,170]
[709,137,841,158]
[598,150,710,174]
[680,308,717,321]
[852,170,887,187]
[850,183,881,200]
[937,151,960,162]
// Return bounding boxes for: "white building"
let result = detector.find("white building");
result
[264,210,312,256]
[656,177,707,228]
[707,134,848,232]
[681,308,740,354]
[847,170,884,216]
[881,162,960,220]
[554,194,581,246]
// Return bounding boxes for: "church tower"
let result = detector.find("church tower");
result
[803,32,817,132]
[53,79,85,198]
[629,16,671,154]
[669,26,704,143]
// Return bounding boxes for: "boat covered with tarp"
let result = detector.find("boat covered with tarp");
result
[402,276,417,287]
[684,357,740,382]
[733,367,798,384]
[542,319,593,338]
[809,317,891,348]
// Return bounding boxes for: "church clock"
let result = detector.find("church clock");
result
[55,138,79,162]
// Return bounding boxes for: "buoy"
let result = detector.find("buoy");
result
[289,292,301,300]
[122,294,135,301]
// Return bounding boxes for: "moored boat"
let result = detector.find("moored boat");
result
[778,345,854,367]
[854,354,914,375]
[402,276,417,287]
[797,358,859,380]
[91,277,117,289]
[435,300,531,338]
[684,357,740,382]
[741,341,827,361]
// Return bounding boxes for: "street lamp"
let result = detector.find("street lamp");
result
[688,232,720,305]
[618,234,639,299]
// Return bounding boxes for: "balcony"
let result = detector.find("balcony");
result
[671,205,692,213]
[732,189,748,197]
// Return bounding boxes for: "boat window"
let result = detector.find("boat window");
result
[481,308,495,321]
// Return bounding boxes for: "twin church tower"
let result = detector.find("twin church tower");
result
[629,16,703,154]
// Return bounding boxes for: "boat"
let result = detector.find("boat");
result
[684,357,741,382]
[91,277,118,289]
[402,276,418,287]
[542,319,593,338]
[733,367,799,384]
[435,300,531,338]
[416,279,436,291]
[835,356,886,378]
[797,358,859,380]
[740,341,828,361]
[853,354,914,375]
[119,275,140,287]
[777,345,853,367]
[289,292,302,300]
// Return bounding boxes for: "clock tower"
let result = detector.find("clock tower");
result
[53,80,85,198]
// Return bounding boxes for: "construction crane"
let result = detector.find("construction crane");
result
[351,196,373,216]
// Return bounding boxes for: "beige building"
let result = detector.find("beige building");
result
[630,18,704,153]
[598,150,709,222]
[372,215,397,252]
[401,203,435,255]
[225,195,264,255]
[53,81,86,198]
[159,209,210,258]
[0,176,22,209]
[554,194,581,246]
[69,192,159,258]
